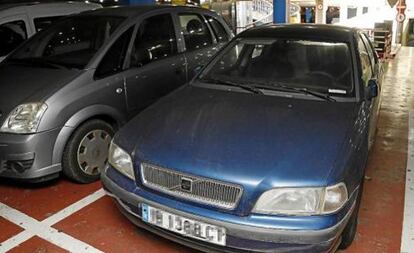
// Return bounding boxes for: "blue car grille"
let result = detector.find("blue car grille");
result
[140,163,243,209]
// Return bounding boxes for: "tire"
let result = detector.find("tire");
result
[368,126,377,151]
[62,119,114,184]
[338,180,364,249]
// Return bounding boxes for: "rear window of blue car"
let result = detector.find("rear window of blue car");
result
[201,38,354,97]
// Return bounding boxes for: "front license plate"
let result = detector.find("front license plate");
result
[141,203,226,246]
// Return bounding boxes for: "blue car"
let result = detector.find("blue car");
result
[102,24,383,253]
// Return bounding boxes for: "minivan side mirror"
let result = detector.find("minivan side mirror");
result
[366,79,379,100]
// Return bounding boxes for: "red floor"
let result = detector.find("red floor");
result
[1,48,412,253]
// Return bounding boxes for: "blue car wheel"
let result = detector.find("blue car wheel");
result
[339,179,364,249]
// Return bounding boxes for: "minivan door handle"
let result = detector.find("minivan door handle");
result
[116,88,123,94]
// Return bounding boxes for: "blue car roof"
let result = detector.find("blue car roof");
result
[238,24,359,42]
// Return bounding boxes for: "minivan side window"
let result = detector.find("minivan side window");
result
[34,16,63,32]
[178,13,213,51]
[205,16,228,43]
[95,27,133,79]
[0,20,27,57]
[358,38,372,85]
[129,14,177,68]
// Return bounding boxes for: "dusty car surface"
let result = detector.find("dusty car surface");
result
[103,24,383,252]
[0,1,101,62]
[0,5,232,183]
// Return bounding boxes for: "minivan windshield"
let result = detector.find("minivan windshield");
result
[199,39,353,97]
[6,15,125,69]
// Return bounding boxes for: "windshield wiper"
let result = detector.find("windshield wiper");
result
[199,77,264,95]
[254,83,336,102]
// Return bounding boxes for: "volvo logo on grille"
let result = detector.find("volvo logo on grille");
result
[181,177,193,192]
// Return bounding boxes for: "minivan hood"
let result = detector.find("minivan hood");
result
[116,85,358,210]
[0,64,81,119]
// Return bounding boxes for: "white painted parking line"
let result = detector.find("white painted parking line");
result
[401,112,414,253]
[43,188,106,226]
[0,231,33,252]
[0,188,105,253]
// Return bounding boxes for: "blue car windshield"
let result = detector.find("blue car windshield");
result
[200,39,354,96]
[7,16,125,69]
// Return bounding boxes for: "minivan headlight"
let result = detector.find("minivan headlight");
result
[1,103,47,134]
[253,183,348,215]
[108,141,135,180]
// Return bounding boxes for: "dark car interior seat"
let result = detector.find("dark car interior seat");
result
[306,44,352,88]
[130,16,176,67]
[246,41,295,80]
[184,18,211,50]
[243,40,351,90]
[187,19,203,33]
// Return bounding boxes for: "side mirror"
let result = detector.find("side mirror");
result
[366,79,378,100]
[193,65,204,76]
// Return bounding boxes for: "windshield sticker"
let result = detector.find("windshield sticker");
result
[328,89,347,94]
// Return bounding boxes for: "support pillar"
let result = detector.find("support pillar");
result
[273,0,289,24]
[315,0,324,24]
[339,1,347,23]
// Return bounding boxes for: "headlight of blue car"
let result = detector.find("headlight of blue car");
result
[253,183,348,215]
[108,141,135,180]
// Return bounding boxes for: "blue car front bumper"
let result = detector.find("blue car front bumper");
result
[101,167,356,253]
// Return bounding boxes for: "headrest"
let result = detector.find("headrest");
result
[186,19,203,34]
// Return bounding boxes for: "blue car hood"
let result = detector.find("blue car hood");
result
[116,85,357,211]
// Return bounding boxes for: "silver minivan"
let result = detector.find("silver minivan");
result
[0,6,232,183]
[0,1,101,61]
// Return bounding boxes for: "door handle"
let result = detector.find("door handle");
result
[116,88,123,94]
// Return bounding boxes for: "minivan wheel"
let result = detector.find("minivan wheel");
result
[338,180,364,249]
[62,119,114,183]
